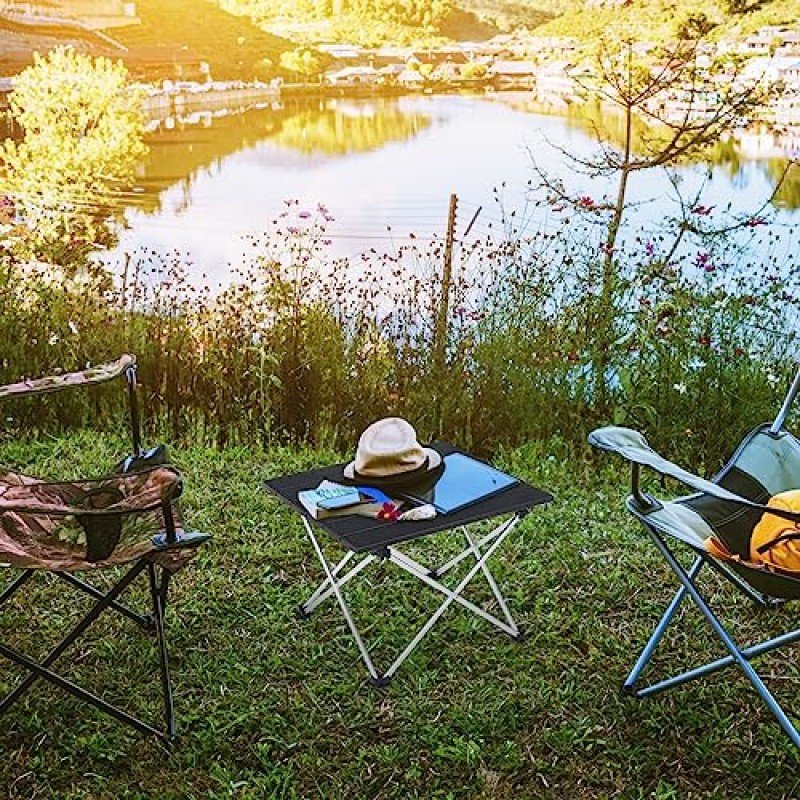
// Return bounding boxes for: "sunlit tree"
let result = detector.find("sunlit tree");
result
[279,48,324,79]
[0,47,147,266]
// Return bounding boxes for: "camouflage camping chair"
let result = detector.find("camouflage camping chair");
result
[0,355,209,741]
[589,365,800,748]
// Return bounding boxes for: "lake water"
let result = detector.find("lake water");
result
[102,91,800,287]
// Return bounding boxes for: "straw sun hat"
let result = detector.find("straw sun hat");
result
[343,417,442,488]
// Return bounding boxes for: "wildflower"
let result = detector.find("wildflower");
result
[693,251,712,269]
[377,502,400,521]
[576,195,597,210]
[298,210,311,219]
[691,205,714,216]
[767,372,781,387]
[68,320,78,335]
[744,216,767,227]
[687,357,706,370]
[48,333,59,345]
[673,382,688,394]
[644,241,655,257]
[698,335,711,346]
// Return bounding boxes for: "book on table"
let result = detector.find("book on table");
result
[298,480,402,520]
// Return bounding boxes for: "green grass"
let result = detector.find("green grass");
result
[0,432,799,798]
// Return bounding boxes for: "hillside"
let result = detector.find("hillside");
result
[110,0,290,80]
[534,0,800,42]
[1,0,795,82]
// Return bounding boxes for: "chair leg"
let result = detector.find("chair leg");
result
[56,571,155,630]
[0,640,168,739]
[0,569,34,606]
[629,530,800,747]
[148,563,176,739]
[0,560,175,741]
[623,555,703,694]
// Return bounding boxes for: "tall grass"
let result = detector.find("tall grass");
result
[1,193,797,467]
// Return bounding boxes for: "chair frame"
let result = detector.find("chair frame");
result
[603,365,800,748]
[622,511,800,747]
[0,355,196,742]
[0,561,176,739]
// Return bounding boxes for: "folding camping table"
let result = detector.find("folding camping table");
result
[265,443,552,685]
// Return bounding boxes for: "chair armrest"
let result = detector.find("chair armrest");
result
[0,466,182,517]
[0,354,136,401]
[588,426,800,524]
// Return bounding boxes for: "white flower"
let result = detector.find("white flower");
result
[68,321,78,335]
[48,333,59,346]
[767,372,781,386]
[673,382,688,394]
[686,358,706,370]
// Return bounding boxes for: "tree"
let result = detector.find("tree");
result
[532,37,785,411]
[0,47,147,266]
[279,48,324,79]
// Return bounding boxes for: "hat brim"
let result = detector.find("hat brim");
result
[342,447,443,489]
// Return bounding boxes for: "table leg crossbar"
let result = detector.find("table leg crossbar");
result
[299,514,523,685]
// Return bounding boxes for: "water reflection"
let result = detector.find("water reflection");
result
[134,97,433,216]
[490,91,800,209]
[6,91,797,284]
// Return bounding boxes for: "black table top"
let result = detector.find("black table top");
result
[264,443,553,553]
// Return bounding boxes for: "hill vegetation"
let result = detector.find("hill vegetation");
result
[536,0,800,42]
[2,0,794,81]
[110,0,291,80]
[109,0,799,81]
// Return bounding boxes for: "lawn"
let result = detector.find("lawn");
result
[0,432,798,799]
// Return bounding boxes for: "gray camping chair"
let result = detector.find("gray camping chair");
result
[0,355,209,741]
[589,365,800,747]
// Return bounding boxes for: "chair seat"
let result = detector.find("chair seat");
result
[0,467,200,572]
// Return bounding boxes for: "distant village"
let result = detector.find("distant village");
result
[2,1,800,129]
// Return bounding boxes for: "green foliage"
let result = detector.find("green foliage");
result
[536,0,797,43]
[90,0,800,62]
[279,47,325,78]
[0,47,147,266]
[223,0,455,29]
[0,183,797,468]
